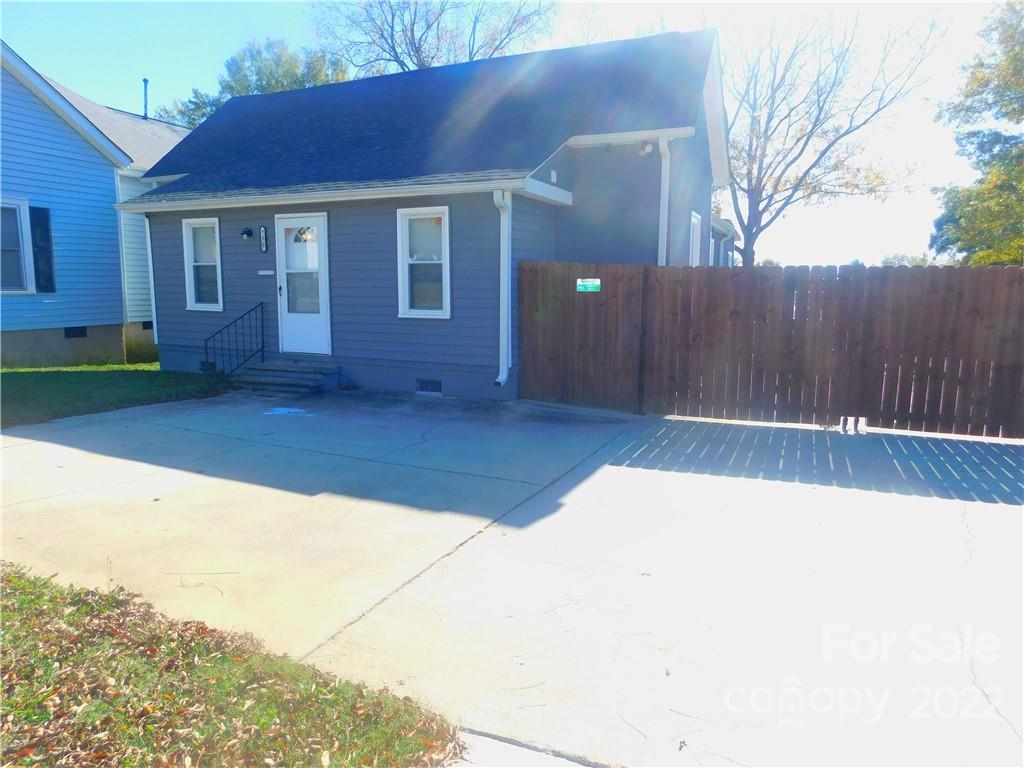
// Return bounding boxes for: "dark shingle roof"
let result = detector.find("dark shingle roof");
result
[142,31,715,200]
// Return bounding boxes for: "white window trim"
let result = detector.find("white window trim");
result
[689,211,702,267]
[396,205,451,319]
[1,197,36,294]
[182,217,223,311]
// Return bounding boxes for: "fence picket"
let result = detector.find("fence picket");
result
[518,262,1023,437]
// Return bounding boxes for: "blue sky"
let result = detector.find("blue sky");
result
[2,3,319,113]
[1,2,994,265]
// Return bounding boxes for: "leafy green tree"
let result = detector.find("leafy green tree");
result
[881,252,954,267]
[758,258,782,267]
[931,2,1023,266]
[156,39,347,128]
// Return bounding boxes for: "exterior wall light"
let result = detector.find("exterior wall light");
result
[240,228,254,240]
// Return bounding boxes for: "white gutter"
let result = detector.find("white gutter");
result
[492,189,512,387]
[657,137,670,267]
[117,176,571,213]
[566,126,694,148]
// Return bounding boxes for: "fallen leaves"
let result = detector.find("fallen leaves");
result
[1,561,462,767]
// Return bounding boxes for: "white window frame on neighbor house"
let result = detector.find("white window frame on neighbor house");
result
[1,198,35,294]
[689,211,702,267]
[396,205,450,319]
[182,217,223,311]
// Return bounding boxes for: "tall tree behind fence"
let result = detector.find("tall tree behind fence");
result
[518,262,1024,438]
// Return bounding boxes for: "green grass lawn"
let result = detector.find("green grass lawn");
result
[0,562,461,767]
[0,363,231,428]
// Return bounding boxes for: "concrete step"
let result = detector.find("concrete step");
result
[231,359,343,396]
[247,361,340,376]
[231,374,322,394]
[234,368,324,385]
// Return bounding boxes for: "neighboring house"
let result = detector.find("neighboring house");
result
[711,213,738,267]
[1,41,188,366]
[120,31,728,398]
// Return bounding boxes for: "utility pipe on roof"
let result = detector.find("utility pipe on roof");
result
[493,189,512,387]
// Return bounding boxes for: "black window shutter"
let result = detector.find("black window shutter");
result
[29,207,55,293]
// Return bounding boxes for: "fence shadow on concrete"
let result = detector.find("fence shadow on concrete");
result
[609,419,1023,505]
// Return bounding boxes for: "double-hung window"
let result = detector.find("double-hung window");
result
[1,199,35,293]
[182,217,223,311]
[397,206,450,319]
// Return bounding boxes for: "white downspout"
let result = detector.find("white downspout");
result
[144,214,159,344]
[657,136,670,266]
[492,189,512,386]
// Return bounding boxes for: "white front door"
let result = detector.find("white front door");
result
[275,213,331,354]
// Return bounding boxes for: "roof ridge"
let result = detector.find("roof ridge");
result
[230,29,712,102]
[102,105,189,130]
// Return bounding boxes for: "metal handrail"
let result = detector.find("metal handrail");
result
[202,302,264,374]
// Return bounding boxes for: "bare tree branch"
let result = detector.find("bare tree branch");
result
[313,0,554,76]
[726,22,935,264]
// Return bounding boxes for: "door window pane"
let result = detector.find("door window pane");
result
[193,264,219,304]
[1,206,25,290]
[287,271,320,313]
[191,225,217,264]
[409,263,443,310]
[285,226,318,270]
[409,217,442,262]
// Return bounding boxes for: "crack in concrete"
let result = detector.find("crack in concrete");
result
[371,416,461,460]
[701,748,749,767]
[459,727,610,768]
[959,507,975,562]
[297,421,640,661]
[966,647,1023,743]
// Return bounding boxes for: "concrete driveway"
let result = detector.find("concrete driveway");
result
[3,392,1022,766]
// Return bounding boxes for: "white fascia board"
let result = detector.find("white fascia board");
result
[519,177,572,206]
[115,175,574,213]
[703,38,730,187]
[1,41,132,169]
[566,127,695,149]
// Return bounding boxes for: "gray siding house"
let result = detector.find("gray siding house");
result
[1,41,188,365]
[120,32,728,399]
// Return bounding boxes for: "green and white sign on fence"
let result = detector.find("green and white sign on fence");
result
[576,278,601,293]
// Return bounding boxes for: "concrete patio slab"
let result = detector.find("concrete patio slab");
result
[1,392,634,658]
[305,420,1023,767]
[3,394,1021,766]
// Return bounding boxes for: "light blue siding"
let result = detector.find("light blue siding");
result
[667,103,713,266]
[538,145,662,265]
[1,67,123,330]
[510,194,556,366]
[117,173,156,322]
[145,139,713,399]
[149,194,511,398]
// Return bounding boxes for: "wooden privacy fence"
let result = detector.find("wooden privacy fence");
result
[518,262,1024,438]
